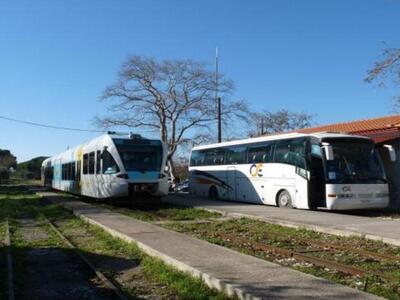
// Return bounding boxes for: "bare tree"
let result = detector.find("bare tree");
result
[365,47,400,110]
[96,55,248,176]
[249,109,314,136]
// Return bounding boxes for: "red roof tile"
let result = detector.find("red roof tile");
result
[295,115,400,143]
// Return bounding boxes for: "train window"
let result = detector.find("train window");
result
[71,162,76,181]
[67,163,70,180]
[96,150,101,174]
[88,152,95,174]
[83,154,88,174]
[76,160,81,181]
[102,150,119,174]
[62,164,65,180]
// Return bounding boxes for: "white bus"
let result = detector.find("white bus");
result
[189,132,396,210]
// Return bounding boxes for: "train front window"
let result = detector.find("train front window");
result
[116,145,162,172]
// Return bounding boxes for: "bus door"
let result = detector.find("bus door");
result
[308,148,326,208]
[226,166,237,201]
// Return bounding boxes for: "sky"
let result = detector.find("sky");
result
[0,0,400,162]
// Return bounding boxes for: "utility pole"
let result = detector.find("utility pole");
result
[261,118,264,136]
[215,47,222,143]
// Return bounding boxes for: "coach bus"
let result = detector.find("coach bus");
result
[41,132,169,199]
[189,132,396,210]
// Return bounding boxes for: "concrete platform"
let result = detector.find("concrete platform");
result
[41,192,380,300]
[165,194,400,247]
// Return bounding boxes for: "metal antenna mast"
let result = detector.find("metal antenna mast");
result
[215,47,222,143]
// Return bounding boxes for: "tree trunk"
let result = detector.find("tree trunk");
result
[167,157,175,181]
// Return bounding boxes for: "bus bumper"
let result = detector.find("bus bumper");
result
[325,184,389,210]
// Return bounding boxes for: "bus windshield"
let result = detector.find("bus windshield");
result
[324,141,386,184]
[116,145,162,172]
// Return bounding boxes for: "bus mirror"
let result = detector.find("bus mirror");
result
[322,143,334,161]
[384,145,396,162]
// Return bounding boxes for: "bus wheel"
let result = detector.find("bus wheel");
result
[208,186,219,200]
[277,190,293,208]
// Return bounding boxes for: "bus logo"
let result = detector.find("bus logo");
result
[342,186,351,192]
[250,163,263,177]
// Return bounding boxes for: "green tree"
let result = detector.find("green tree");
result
[15,156,48,180]
[0,149,17,182]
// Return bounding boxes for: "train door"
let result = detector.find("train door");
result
[95,150,103,198]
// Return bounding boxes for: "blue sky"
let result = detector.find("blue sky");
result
[1,0,399,162]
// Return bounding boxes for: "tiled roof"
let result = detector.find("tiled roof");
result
[295,115,400,143]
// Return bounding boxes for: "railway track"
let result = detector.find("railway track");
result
[215,232,400,286]
[4,213,128,300]
[5,218,15,300]
[273,232,400,264]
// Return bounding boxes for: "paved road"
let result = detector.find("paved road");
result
[164,194,400,246]
[42,192,381,300]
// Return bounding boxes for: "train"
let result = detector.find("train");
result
[41,132,169,198]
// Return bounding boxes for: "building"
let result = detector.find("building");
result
[295,115,400,209]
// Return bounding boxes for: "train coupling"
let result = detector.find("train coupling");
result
[128,183,158,195]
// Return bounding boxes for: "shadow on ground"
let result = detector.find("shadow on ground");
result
[0,245,138,300]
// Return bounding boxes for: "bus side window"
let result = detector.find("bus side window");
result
[275,139,306,168]
[311,144,322,157]
[248,144,272,163]
[204,149,215,166]
[103,150,119,174]
[225,146,246,164]
[214,148,225,165]
[190,150,206,166]
[274,141,290,164]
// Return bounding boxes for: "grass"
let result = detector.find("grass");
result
[164,218,400,300]
[92,200,222,222]
[66,190,400,299]
[0,221,7,299]
[41,202,234,300]
[0,185,236,300]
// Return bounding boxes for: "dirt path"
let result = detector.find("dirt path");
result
[54,218,179,300]
[13,216,119,300]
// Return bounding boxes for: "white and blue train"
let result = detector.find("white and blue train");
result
[41,133,169,198]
